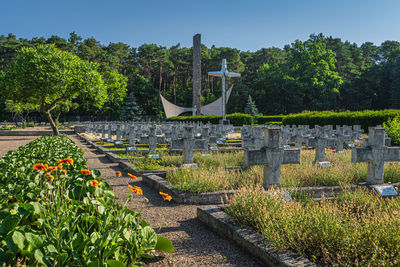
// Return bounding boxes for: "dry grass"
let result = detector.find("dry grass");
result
[226,187,400,266]
[164,149,400,192]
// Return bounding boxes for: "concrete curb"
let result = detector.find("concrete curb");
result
[142,174,236,204]
[197,205,316,267]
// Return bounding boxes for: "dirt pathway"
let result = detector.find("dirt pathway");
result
[68,135,262,267]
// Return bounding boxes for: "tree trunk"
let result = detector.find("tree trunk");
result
[44,111,59,135]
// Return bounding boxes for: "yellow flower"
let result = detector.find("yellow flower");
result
[116,171,122,177]
[89,180,100,188]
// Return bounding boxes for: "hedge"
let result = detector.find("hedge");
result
[166,113,253,126]
[254,115,284,124]
[282,110,400,131]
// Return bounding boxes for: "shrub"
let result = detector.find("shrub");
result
[383,116,400,145]
[255,115,284,124]
[166,113,253,126]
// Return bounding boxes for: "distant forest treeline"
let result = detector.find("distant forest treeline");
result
[1,32,400,121]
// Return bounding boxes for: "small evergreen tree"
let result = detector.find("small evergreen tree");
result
[244,95,259,116]
[121,92,144,121]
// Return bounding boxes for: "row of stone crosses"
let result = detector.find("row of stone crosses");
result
[84,121,398,192]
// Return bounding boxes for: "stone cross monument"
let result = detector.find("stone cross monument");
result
[244,128,300,189]
[208,59,241,124]
[193,34,201,116]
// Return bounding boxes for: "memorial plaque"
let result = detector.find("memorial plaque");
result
[148,154,160,159]
[182,163,199,169]
[126,147,137,152]
[283,145,291,149]
[372,185,398,197]
[318,161,331,168]
[210,146,219,151]
[216,140,223,145]
[106,139,114,143]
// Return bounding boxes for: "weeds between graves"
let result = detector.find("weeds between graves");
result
[225,186,400,266]
[146,150,400,193]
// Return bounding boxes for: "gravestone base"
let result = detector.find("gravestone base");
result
[182,163,199,169]
[219,119,230,125]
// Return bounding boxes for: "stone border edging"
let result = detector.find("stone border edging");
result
[142,174,236,204]
[197,205,316,267]
[76,133,168,177]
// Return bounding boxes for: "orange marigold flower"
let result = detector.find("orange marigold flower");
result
[62,169,67,174]
[159,192,172,201]
[58,158,74,165]
[81,169,91,175]
[34,163,48,171]
[44,173,55,180]
[127,173,137,179]
[116,171,122,177]
[89,180,100,188]
[33,163,43,171]
[128,185,143,195]
[46,166,58,172]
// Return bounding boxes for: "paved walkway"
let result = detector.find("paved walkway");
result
[0,130,262,266]
[0,136,39,157]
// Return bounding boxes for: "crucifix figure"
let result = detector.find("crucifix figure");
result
[244,128,300,189]
[208,59,241,124]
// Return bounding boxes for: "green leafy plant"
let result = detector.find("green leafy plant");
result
[383,116,400,145]
[0,135,173,266]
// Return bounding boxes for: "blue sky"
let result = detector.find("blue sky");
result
[1,0,400,51]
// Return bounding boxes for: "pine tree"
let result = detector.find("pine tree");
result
[121,92,144,121]
[244,95,259,116]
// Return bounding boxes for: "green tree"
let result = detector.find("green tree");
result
[4,99,37,127]
[121,92,143,121]
[244,95,259,116]
[2,44,106,135]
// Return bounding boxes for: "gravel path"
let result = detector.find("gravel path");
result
[68,135,262,267]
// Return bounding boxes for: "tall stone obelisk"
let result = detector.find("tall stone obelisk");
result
[193,34,201,115]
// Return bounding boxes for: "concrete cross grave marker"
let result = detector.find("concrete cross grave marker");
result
[148,126,158,155]
[182,126,198,168]
[312,126,335,167]
[114,124,124,147]
[244,128,300,189]
[351,127,400,195]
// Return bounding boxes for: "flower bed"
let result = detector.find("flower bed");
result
[0,135,173,266]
